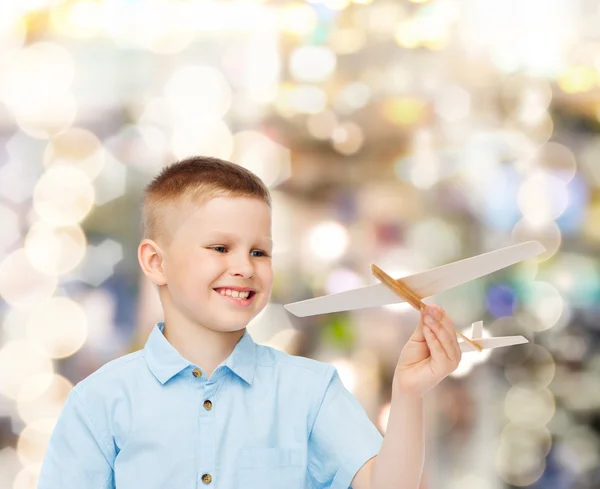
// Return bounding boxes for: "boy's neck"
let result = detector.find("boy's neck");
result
[162,317,246,378]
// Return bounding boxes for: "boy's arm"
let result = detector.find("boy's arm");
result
[38,387,115,489]
[351,395,423,489]
[352,304,461,489]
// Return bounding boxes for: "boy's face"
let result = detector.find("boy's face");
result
[158,196,273,333]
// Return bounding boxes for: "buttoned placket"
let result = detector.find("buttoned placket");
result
[192,366,223,487]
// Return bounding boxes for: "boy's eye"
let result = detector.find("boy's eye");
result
[251,250,268,257]
[210,246,269,257]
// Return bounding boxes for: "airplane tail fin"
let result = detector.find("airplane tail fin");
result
[471,320,483,339]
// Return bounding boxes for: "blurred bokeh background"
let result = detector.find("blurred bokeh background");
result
[1,0,600,488]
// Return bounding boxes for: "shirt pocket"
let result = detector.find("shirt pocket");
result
[237,447,304,488]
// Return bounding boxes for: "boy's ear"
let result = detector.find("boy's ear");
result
[138,239,167,286]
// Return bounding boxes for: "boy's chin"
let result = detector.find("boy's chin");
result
[222,324,247,333]
[210,319,250,334]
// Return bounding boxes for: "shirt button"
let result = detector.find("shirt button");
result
[201,473,212,484]
[203,400,213,411]
[192,369,202,378]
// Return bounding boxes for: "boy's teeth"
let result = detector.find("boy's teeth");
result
[218,288,250,299]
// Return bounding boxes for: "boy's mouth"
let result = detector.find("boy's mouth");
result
[213,288,257,307]
[213,288,256,298]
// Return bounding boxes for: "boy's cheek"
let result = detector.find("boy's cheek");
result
[257,286,273,305]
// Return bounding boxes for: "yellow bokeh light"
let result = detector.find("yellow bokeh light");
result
[24,221,87,276]
[43,127,106,180]
[17,373,73,425]
[557,65,598,94]
[394,21,421,49]
[50,0,104,39]
[33,166,95,226]
[328,28,367,54]
[0,340,54,400]
[383,97,428,126]
[394,15,449,50]
[0,249,58,309]
[583,200,600,243]
[272,84,297,118]
[26,297,88,359]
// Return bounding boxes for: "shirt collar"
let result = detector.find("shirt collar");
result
[144,322,257,385]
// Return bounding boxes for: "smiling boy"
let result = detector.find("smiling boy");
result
[38,156,463,489]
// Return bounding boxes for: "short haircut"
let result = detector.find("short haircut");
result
[141,156,272,243]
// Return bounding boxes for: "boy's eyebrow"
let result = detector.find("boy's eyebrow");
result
[209,231,273,245]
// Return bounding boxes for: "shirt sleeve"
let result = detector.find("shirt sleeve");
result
[307,366,384,489]
[38,386,115,489]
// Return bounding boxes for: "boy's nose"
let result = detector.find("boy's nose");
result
[228,255,254,278]
[230,267,253,278]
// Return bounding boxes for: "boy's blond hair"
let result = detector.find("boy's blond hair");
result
[141,156,272,244]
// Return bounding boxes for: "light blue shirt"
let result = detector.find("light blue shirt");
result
[38,322,383,489]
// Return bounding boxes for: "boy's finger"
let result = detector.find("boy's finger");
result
[424,315,457,363]
[408,306,429,343]
[431,305,453,334]
[422,324,447,363]
[431,305,461,360]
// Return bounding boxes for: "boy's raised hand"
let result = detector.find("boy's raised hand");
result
[392,304,462,398]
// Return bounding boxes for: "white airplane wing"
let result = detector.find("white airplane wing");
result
[283,241,545,317]
[460,335,529,352]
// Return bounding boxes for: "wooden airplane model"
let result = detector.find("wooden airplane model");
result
[284,241,546,353]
